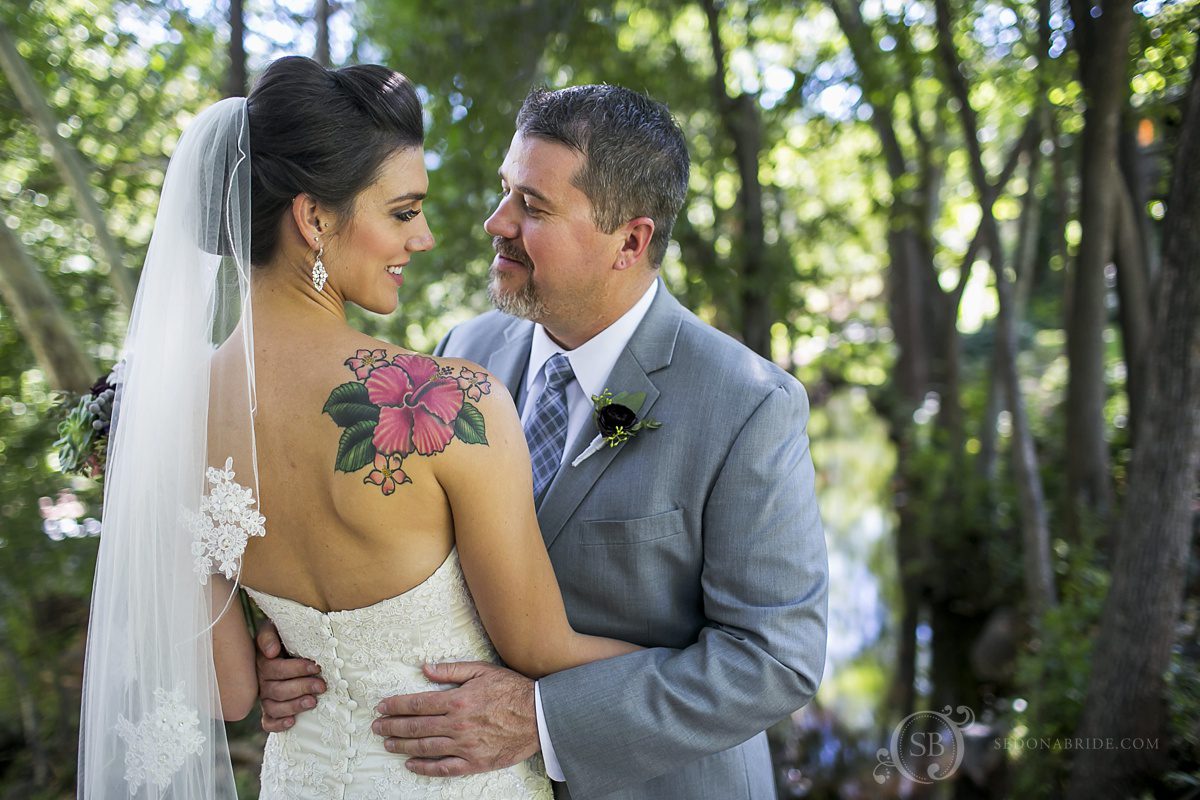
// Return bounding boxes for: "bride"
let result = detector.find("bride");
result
[77,56,639,798]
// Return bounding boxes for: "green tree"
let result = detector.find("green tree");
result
[1067,51,1200,800]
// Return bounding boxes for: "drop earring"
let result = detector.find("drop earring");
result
[311,235,327,292]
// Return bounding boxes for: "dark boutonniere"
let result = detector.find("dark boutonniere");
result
[571,389,662,467]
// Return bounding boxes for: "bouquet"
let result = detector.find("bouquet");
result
[53,362,123,479]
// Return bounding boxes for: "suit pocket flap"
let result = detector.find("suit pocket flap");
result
[579,507,685,545]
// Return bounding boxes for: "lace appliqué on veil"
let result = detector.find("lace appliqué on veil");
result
[114,684,206,791]
[186,456,265,583]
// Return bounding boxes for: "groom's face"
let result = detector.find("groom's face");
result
[484,132,625,335]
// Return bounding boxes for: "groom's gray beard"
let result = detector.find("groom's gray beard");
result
[487,264,548,321]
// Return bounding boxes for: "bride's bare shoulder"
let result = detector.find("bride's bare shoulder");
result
[315,335,518,481]
[330,336,509,403]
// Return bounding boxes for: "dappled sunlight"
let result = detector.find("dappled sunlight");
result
[0,0,1195,796]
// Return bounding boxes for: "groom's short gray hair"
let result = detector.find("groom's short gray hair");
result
[516,85,690,267]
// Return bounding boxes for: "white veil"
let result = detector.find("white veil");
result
[78,97,257,798]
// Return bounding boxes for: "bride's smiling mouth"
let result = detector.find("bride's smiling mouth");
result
[386,264,406,285]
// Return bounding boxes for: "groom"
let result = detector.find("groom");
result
[257,84,828,799]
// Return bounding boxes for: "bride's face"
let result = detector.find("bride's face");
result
[324,147,434,314]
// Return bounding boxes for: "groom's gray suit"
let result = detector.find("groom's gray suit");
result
[436,282,828,800]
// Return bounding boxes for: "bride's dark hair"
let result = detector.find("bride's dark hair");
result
[246,56,424,265]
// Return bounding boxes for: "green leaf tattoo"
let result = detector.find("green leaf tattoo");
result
[323,381,380,427]
[454,403,489,446]
[335,419,378,473]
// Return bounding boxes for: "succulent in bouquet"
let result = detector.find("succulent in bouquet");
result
[54,363,123,478]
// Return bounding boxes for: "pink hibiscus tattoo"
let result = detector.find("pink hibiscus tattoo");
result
[325,350,489,496]
[345,348,388,380]
[456,367,492,402]
[364,453,409,495]
[366,354,464,457]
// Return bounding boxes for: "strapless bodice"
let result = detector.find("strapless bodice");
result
[245,548,552,799]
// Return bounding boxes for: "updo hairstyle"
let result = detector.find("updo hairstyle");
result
[245,56,424,266]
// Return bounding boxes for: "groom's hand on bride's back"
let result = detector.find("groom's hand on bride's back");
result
[373,660,539,777]
[255,621,327,732]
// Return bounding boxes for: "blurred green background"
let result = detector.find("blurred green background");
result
[0,0,1197,797]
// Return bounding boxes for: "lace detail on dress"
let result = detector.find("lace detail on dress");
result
[185,456,265,583]
[246,548,553,800]
[361,758,551,800]
[114,684,206,792]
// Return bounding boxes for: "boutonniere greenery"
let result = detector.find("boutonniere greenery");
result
[571,389,662,467]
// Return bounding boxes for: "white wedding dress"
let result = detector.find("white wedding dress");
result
[245,547,553,799]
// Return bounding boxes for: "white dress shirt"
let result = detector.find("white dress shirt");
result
[525,280,658,782]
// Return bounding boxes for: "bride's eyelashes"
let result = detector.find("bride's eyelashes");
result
[392,208,421,223]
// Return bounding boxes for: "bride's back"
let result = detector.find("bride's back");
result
[219,327,458,613]
[208,55,454,612]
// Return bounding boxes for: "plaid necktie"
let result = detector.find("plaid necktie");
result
[524,353,575,504]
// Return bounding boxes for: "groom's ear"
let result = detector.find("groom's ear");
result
[290,193,324,249]
[613,217,655,271]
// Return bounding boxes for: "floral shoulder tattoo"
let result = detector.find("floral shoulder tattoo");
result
[324,349,492,495]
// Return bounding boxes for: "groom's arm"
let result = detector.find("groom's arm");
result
[371,376,826,790]
[538,380,828,796]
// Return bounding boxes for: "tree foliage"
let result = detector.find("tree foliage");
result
[0,0,1196,796]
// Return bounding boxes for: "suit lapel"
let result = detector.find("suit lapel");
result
[484,319,534,413]
[536,284,684,550]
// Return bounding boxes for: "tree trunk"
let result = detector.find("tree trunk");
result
[1013,127,1044,313]
[830,0,974,717]
[701,0,771,358]
[1065,56,1200,799]
[997,286,1058,614]
[977,146,1043,482]
[890,522,920,721]
[934,0,1056,614]
[0,225,96,392]
[1064,0,1133,539]
[888,228,934,404]
[731,94,771,359]
[1049,112,1072,278]
[1119,117,1161,284]
[226,0,247,97]
[0,21,135,309]
[314,0,332,67]
[931,603,983,714]
[976,350,1003,481]
[1112,176,1152,439]
[980,123,1044,481]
